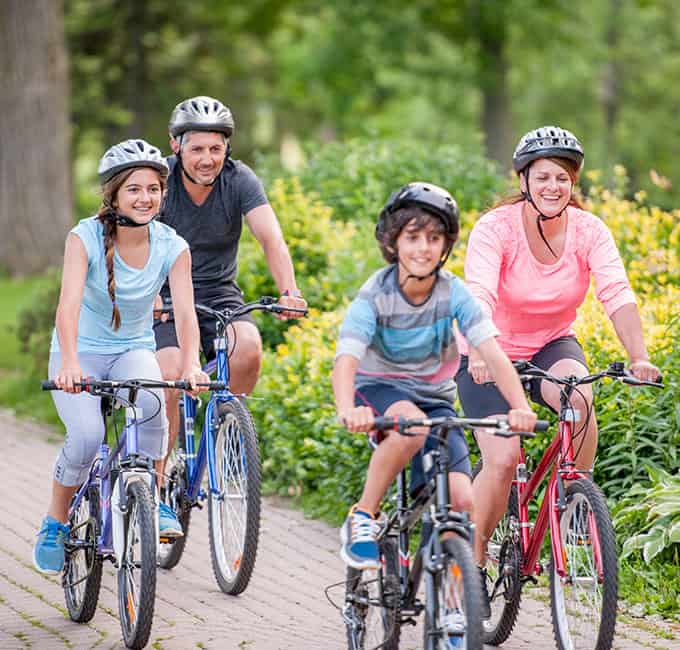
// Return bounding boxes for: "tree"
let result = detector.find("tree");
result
[0,0,72,275]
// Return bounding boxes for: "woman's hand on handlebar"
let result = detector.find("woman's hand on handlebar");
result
[507,408,538,433]
[55,361,84,394]
[629,359,661,383]
[337,405,376,433]
[181,364,211,397]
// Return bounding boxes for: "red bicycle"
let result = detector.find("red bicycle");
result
[478,360,663,649]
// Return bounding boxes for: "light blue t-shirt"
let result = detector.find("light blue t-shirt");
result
[51,216,189,354]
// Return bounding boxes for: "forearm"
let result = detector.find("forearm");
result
[610,303,649,362]
[476,339,530,410]
[55,304,80,364]
[332,355,359,413]
[262,238,298,292]
[174,313,201,369]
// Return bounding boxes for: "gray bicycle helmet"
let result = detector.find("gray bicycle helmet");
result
[512,125,584,173]
[168,96,235,138]
[98,139,169,184]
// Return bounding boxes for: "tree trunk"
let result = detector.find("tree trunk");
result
[472,1,514,167]
[0,0,72,275]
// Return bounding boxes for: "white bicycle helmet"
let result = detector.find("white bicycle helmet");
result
[98,139,169,184]
[168,96,234,138]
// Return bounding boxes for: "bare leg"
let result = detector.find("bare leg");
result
[155,346,183,483]
[47,481,79,524]
[355,401,426,514]
[226,321,262,395]
[472,427,519,564]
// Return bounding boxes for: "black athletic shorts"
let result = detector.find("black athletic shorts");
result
[153,284,256,360]
[456,335,588,417]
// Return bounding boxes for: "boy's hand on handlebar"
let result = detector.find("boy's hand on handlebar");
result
[182,365,210,396]
[629,359,661,383]
[507,408,537,433]
[55,363,84,394]
[276,291,307,320]
[337,405,376,433]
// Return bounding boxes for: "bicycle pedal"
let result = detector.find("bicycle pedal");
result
[522,574,539,586]
[401,617,418,627]
[159,536,175,544]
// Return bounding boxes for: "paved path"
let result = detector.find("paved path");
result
[0,410,677,649]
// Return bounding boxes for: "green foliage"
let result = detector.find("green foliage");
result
[252,310,370,523]
[613,466,680,564]
[257,138,504,223]
[237,177,381,346]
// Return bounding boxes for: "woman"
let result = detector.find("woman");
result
[34,139,208,575]
[455,125,659,612]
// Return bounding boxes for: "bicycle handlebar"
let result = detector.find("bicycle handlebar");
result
[157,296,308,324]
[370,415,550,439]
[41,379,229,393]
[512,359,664,389]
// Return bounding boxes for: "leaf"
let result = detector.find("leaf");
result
[642,527,667,563]
[669,520,680,544]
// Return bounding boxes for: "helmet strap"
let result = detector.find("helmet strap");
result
[105,209,157,228]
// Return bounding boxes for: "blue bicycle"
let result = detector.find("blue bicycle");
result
[41,377,208,649]
[157,296,307,595]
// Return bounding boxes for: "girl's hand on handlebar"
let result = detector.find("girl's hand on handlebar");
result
[182,364,210,397]
[276,291,307,320]
[337,405,376,433]
[629,359,661,383]
[507,408,537,433]
[55,363,84,394]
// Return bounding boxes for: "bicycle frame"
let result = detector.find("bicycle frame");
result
[514,390,601,580]
[67,396,156,561]
[177,318,237,505]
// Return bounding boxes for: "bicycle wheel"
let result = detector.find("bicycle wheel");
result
[472,461,522,645]
[159,407,192,570]
[117,479,157,649]
[424,535,483,650]
[208,399,261,595]
[64,484,103,623]
[550,479,617,650]
[344,537,400,650]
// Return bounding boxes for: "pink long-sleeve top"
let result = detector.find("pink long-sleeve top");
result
[458,202,637,359]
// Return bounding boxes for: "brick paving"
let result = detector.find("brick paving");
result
[0,409,677,649]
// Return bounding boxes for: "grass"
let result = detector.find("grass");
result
[0,274,63,430]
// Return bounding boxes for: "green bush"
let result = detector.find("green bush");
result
[257,137,505,223]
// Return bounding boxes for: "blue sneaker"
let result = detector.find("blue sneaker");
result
[159,502,183,538]
[33,515,69,575]
[340,506,380,570]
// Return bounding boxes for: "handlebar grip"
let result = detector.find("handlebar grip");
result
[534,419,550,432]
[372,415,400,431]
[41,380,58,391]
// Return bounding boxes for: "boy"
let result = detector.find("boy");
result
[333,182,536,571]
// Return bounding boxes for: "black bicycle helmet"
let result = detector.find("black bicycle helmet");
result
[168,96,235,138]
[512,125,584,173]
[376,182,459,242]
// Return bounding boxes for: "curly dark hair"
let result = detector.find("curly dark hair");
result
[377,205,457,264]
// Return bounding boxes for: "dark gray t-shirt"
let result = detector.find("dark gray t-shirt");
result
[159,156,268,304]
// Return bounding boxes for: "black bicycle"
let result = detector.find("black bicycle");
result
[342,414,548,650]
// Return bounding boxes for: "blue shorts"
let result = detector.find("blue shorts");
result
[355,383,472,495]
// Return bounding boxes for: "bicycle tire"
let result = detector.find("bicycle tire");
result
[117,479,157,649]
[208,399,261,595]
[550,478,618,650]
[344,536,400,650]
[64,484,103,623]
[472,460,522,646]
[159,403,192,570]
[424,535,483,650]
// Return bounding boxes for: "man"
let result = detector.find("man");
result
[154,96,306,513]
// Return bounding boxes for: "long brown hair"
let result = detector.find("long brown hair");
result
[492,157,584,211]
[95,167,166,330]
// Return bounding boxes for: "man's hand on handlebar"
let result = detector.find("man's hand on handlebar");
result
[276,290,308,321]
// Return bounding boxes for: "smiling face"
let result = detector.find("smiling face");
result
[395,217,446,281]
[112,168,163,224]
[173,130,228,185]
[521,158,574,217]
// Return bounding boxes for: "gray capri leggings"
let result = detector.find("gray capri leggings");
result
[49,348,168,486]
